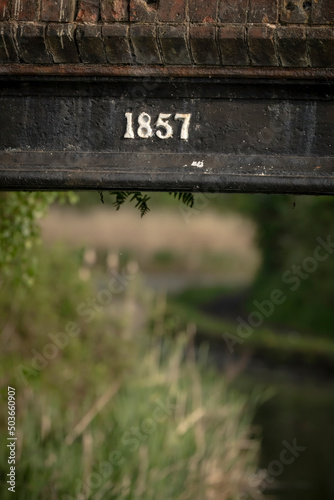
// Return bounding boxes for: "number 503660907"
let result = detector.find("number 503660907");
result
[124,112,191,141]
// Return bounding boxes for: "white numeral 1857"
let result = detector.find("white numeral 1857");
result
[124,112,191,141]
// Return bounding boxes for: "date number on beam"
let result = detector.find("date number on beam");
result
[124,112,191,141]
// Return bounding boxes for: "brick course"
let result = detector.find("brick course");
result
[46,23,80,63]
[0,23,18,62]
[159,25,191,65]
[76,25,107,63]
[276,26,308,67]
[307,27,334,68]
[0,0,333,68]
[103,24,133,63]
[130,24,161,64]
[189,25,220,65]
[248,25,278,66]
[16,23,53,63]
[219,25,249,66]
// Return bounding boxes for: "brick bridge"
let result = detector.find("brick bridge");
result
[0,1,333,193]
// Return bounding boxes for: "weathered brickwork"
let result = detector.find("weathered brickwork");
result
[41,1,76,23]
[76,24,107,63]
[103,24,132,63]
[13,0,40,21]
[276,26,308,67]
[101,0,128,22]
[158,25,191,65]
[307,27,334,67]
[46,23,80,63]
[130,24,161,64]
[76,1,100,23]
[219,26,249,66]
[0,24,18,62]
[248,25,278,66]
[16,23,53,63]
[0,0,333,68]
[0,0,11,20]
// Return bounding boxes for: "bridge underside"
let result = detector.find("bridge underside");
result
[0,0,333,193]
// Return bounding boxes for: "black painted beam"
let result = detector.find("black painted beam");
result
[0,77,333,194]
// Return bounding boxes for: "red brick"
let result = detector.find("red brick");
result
[189,25,220,65]
[280,0,310,24]
[312,0,334,25]
[277,26,308,67]
[189,0,217,22]
[76,0,100,22]
[158,0,186,22]
[219,25,249,66]
[13,0,39,21]
[248,25,279,66]
[130,0,157,22]
[101,0,128,21]
[0,1,10,20]
[249,0,278,23]
[219,0,248,23]
[41,0,76,22]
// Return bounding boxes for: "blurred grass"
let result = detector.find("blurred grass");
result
[0,246,264,500]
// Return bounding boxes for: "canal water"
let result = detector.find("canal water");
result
[192,289,334,500]
[248,371,334,500]
[196,335,334,499]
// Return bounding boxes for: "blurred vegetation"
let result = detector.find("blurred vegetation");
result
[2,188,334,498]
[0,192,77,286]
[54,190,334,337]
[0,246,264,500]
[223,195,334,337]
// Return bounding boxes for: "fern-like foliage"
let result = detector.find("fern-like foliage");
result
[109,191,151,217]
[168,192,194,208]
[105,191,195,216]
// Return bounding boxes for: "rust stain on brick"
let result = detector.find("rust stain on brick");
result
[281,0,311,23]
[77,0,100,22]
[0,0,10,20]
[203,16,215,23]
[101,0,128,21]
[130,0,158,22]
